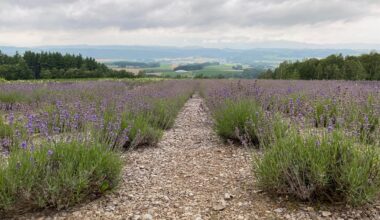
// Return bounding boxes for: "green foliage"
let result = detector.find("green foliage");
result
[124,114,163,149]
[123,95,190,148]
[0,63,33,80]
[259,52,380,80]
[0,91,27,110]
[357,96,380,144]
[257,113,289,148]
[214,99,275,147]
[254,129,380,205]
[0,117,12,139]
[0,50,135,80]
[149,97,187,130]
[174,62,219,71]
[95,94,191,150]
[313,98,339,128]
[108,61,160,68]
[0,141,122,215]
[212,98,288,148]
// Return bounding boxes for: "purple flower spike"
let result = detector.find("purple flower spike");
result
[316,140,321,147]
[327,125,334,133]
[20,141,27,149]
[8,113,14,125]
[47,149,54,156]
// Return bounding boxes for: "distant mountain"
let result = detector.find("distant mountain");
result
[212,41,380,50]
[0,45,372,67]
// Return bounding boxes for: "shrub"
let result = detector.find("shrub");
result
[118,95,190,149]
[123,113,162,149]
[0,117,12,139]
[357,96,379,144]
[95,95,191,150]
[214,99,263,146]
[149,97,187,130]
[254,129,380,205]
[0,91,26,110]
[213,99,286,148]
[256,113,289,148]
[313,98,339,128]
[0,141,122,215]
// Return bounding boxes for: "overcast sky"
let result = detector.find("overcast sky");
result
[0,0,379,48]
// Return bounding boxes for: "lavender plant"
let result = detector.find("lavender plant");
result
[0,79,197,214]
[0,140,122,215]
[254,129,380,205]
[201,79,380,205]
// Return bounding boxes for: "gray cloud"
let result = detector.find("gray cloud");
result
[0,0,379,31]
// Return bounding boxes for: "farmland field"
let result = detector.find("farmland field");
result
[1,79,380,219]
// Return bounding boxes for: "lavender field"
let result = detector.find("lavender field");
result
[1,79,380,218]
[201,80,380,207]
[0,79,196,216]
[202,80,380,146]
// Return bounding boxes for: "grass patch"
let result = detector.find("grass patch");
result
[254,129,380,205]
[0,141,122,215]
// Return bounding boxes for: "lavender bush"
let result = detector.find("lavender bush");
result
[201,79,380,205]
[201,80,380,146]
[254,129,380,205]
[0,79,196,151]
[0,79,197,214]
[0,140,122,215]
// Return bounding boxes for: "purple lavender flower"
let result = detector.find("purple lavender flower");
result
[47,149,54,156]
[316,140,321,147]
[20,141,27,149]
[8,113,14,125]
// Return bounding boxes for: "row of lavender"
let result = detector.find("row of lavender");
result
[202,80,380,145]
[201,79,380,205]
[1,80,196,152]
[0,79,196,215]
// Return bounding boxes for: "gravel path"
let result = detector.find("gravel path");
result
[14,95,380,219]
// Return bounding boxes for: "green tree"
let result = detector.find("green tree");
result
[344,59,367,80]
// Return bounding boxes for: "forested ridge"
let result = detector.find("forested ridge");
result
[0,51,134,80]
[259,52,380,80]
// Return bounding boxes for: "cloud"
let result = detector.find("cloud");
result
[0,0,379,47]
[0,0,379,31]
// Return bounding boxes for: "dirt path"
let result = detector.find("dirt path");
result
[16,95,380,219]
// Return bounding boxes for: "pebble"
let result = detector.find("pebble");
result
[132,215,141,220]
[224,193,233,200]
[274,208,284,213]
[142,213,153,220]
[212,199,227,211]
[321,211,332,217]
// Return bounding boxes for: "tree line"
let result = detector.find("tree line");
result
[108,61,160,68]
[0,51,134,80]
[174,62,220,71]
[258,52,380,80]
